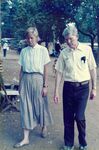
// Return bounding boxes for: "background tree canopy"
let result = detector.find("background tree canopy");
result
[1,0,99,64]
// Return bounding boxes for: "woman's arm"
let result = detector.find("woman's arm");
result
[19,66,23,93]
[42,64,49,97]
[19,66,23,82]
[43,64,48,88]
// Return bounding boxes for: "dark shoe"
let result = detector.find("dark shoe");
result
[79,145,87,150]
[60,145,74,150]
[13,142,29,148]
[41,131,47,138]
[41,128,47,138]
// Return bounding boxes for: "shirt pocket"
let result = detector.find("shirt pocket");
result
[77,56,88,70]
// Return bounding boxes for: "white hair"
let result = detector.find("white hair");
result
[62,22,78,38]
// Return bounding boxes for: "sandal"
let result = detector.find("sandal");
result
[13,142,29,148]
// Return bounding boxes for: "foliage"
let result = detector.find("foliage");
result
[1,0,99,48]
[1,0,81,41]
[75,0,99,39]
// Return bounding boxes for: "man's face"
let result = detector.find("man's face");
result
[27,33,37,47]
[65,35,78,49]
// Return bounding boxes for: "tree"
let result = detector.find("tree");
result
[74,0,99,64]
[40,0,82,42]
[1,0,99,65]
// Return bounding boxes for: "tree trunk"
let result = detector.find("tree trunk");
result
[77,28,95,49]
[90,36,97,60]
[90,36,95,51]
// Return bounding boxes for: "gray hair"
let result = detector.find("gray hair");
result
[62,22,78,38]
[26,27,39,37]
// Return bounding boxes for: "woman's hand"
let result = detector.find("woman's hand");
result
[54,91,59,104]
[42,87,48,97]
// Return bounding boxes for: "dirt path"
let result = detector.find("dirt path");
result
[0,50,99,150]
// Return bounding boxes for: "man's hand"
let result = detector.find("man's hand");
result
[90,89,96,100]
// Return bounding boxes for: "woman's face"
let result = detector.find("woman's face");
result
[65,35,78,49]
[27,33,37,47]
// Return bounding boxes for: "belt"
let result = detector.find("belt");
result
[23,72,43,76]
[65,81,89,87]
[23,72,34,74]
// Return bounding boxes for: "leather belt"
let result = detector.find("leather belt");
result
[65,81,89,87]
[23,72,34,74]
[23,72,43,76]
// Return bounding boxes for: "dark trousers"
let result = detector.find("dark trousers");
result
[63,82,89,147]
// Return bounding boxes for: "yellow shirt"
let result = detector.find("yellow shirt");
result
[55,42,96,82]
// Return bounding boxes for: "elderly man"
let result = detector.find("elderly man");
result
[54,23,97,150]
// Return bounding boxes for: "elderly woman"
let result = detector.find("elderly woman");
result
[54,23,97,150]
[14,27,53,148]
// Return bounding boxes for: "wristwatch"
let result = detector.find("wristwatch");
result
[43,84,48,88]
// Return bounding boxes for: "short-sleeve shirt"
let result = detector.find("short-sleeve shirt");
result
[19,44,50,74]
[55,42,97,82]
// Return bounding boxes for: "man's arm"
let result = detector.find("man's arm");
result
[54,71,63,104]
[90,68,97,99]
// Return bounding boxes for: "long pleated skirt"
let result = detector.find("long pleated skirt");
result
[19,73,53,130]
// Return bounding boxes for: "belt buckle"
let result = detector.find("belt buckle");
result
[75,82,80,87]
[81,81,88,85]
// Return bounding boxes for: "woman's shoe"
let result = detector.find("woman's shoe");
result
[13,142,29,148]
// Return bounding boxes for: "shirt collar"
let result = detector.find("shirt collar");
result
[76,42,83,51]
[29,43,39,50]
[68,42,83,52]
[63,42,83,54]
[33,43,39,49]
